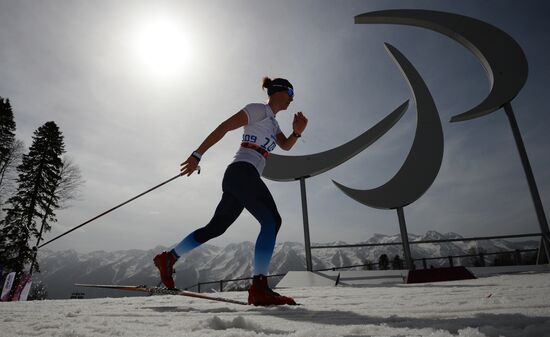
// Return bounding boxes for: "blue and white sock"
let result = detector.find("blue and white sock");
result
[171,232,201,259]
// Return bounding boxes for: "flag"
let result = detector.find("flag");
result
[11,274,32,301]
[19,280,33,301]
[1,272,16,301]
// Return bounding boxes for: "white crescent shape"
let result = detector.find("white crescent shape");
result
[262,101,409,182]
[355,9,528,123]
[333,43,444,209]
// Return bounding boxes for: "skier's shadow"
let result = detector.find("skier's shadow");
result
[252,307,550,336]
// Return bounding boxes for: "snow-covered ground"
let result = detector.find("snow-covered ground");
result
[1,272,549,337]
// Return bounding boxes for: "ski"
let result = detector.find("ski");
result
[74,283,249,306]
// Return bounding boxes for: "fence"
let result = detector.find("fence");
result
[314,248,539,271]
[181,232,543,293]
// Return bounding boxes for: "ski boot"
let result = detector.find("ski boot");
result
[153,251,177,289]
[248,274,296,306]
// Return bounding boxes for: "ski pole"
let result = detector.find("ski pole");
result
[38,173,184,248]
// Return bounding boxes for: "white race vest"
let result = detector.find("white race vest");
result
[232,103,281,174]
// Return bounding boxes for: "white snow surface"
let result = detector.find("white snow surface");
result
[1,272,550,337]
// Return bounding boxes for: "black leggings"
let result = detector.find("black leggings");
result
[173,161,281,275]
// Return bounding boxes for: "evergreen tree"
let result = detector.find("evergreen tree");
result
[0,97,16,163]
[30,156,84,273]
[0,140,24,217]
[378,254,389,270]
[392,255,403,269]
[467,247,486,267]
[29,280,48,300]
[0,97,17,199]
[363,259,374,270]
[0,121,65,273]
[493,251,514,266]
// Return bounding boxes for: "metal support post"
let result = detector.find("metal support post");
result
[537,240,549,265]
[300,177,313,271]
[504,103,550,264]
[396,207,414,270]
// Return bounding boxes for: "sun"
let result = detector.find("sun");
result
[131,15,192,80]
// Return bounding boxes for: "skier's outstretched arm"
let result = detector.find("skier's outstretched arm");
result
[180,110,248,176]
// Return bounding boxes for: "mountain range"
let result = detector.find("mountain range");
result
[33,230,538,299]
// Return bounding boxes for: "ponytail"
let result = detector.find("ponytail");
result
[262,76,272,90]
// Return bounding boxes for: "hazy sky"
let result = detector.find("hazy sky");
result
[1,0,549,253]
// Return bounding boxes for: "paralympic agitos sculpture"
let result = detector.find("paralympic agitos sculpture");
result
[263,9,549,270]
[333,43,443,269]
[356,9,548,264]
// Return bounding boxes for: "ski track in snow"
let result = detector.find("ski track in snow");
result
[1,272,550,337]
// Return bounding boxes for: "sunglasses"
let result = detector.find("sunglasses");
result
[272,85,294,98]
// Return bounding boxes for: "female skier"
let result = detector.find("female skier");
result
[154,77,308,306]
